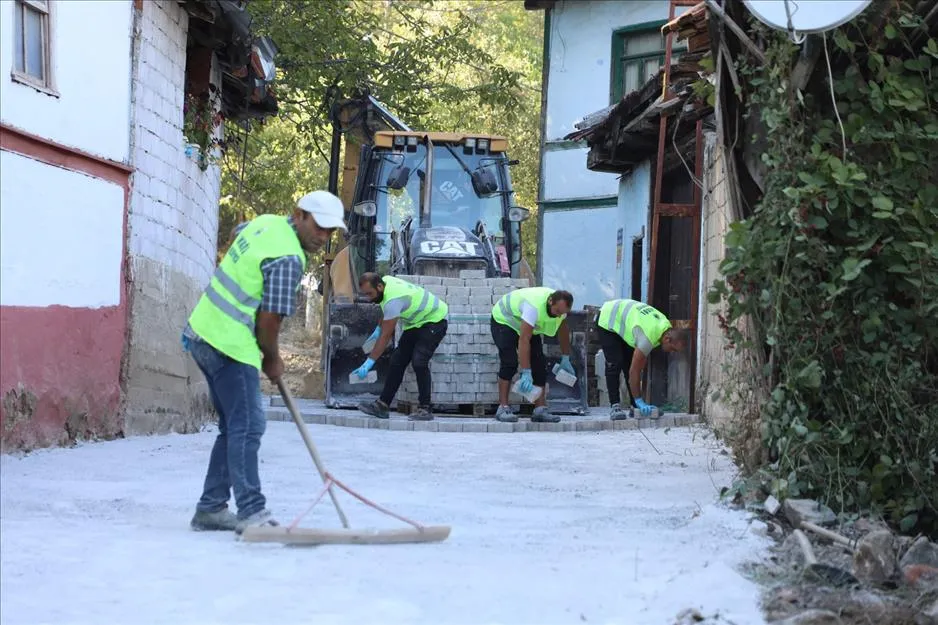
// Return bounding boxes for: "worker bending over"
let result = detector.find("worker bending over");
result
[355,273,448,421]
[490,287,575,423]
[184,191,347,534]
[595,298,687,420]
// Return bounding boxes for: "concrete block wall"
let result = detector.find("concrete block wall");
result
[393,270,531,406]
[122,0,220,435]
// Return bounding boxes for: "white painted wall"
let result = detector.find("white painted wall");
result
[541,204,619,309]
[0,0,134,164]
[542,147,619,201]
[545,0,672,141]
[0,151,124,308]
[128,0,219,285]
[617,160,652,302]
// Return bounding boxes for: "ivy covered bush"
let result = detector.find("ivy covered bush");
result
[710,5,938,534]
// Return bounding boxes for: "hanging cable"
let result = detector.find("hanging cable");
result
[822,31,848,159]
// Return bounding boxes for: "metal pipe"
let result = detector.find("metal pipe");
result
[420,135,434,229]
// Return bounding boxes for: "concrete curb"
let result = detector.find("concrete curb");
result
[265,408,701,433]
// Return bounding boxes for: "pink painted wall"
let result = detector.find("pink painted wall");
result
[0,124,132,451]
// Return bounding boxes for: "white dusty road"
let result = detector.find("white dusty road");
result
[1,422,769,625]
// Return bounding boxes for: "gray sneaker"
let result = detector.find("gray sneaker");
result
[610,403,632,421]
[495,405,518,423]
[234,509,279,535]
[531,406,560,423]
[409,406,434,421]
[190,507,239,531]
[358,399,390,419]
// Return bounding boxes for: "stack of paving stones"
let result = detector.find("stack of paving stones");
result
[393,270,530,413]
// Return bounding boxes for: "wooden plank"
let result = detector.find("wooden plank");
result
[658,203,697,217]
[240,525,452,545]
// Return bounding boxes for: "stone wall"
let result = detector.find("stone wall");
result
[697,132,765,435]
[122,0,220,434]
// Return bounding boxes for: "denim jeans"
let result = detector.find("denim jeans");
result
[187,336,267,519]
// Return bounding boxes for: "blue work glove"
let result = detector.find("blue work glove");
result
[354,358,376,379]
[366,326,381,343]
[558,355,575,376]
[635,398,656,417]
[518,369,534,393]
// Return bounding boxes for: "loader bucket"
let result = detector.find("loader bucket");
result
[324,301,395,408]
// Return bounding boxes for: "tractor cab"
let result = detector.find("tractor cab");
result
[344,132,530,280]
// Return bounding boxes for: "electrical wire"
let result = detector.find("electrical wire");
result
[822,31,848,159]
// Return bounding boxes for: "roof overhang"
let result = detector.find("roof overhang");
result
[564,2,713,174]
[179,0,279,121]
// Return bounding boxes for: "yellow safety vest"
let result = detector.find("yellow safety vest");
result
[491,287,565,337]
[597,299,671,349]
[188,214,306,369]
[381,276,448,330]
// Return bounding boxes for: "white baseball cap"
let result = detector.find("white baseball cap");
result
[296,190,348,232]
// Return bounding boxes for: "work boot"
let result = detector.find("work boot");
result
[358,399,390,419]
[531,406,561,423]
[234,509,279,536]
[495,405,518,423]
[609,403,632,421]
[190,507,239,532]
[409,406,434,421]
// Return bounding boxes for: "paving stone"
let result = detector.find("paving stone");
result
[302,413,326,425]
[486,422,513,433]
[344,416,369,429]
[389,419,414,431]
[512,421,530,433]
[461,422,488,433]
[366,418,389,430]
[459,270,486,279]
[437,421,461,433]
[411,420,439,432]
[575,421,602,432]
[614,419,638,431]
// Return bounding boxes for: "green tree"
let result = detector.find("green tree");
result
[219,0,543,270]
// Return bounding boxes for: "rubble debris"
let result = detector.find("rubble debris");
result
[783,499,837,528]
[672,607,705,624]
[925,598,938,620]
[769,608,843,625]
[900,537,938,571]
[793,529,858,587]
[765,495,782,515]
[853,530,899,586]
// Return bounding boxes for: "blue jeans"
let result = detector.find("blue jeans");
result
[187,336,267,519]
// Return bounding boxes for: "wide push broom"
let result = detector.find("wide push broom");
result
[239,380,451,546]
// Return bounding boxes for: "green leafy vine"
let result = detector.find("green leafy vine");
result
[710,5,938,534]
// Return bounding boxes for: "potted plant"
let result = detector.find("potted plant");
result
[182,86,224,171]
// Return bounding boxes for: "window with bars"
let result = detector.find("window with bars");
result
[12,0,53,90]
[610,22,685,103]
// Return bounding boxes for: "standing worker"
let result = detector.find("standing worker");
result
[490,287,575,423]
[354,273,449,421]
[183,191,347,534]
[595,298,687,420]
